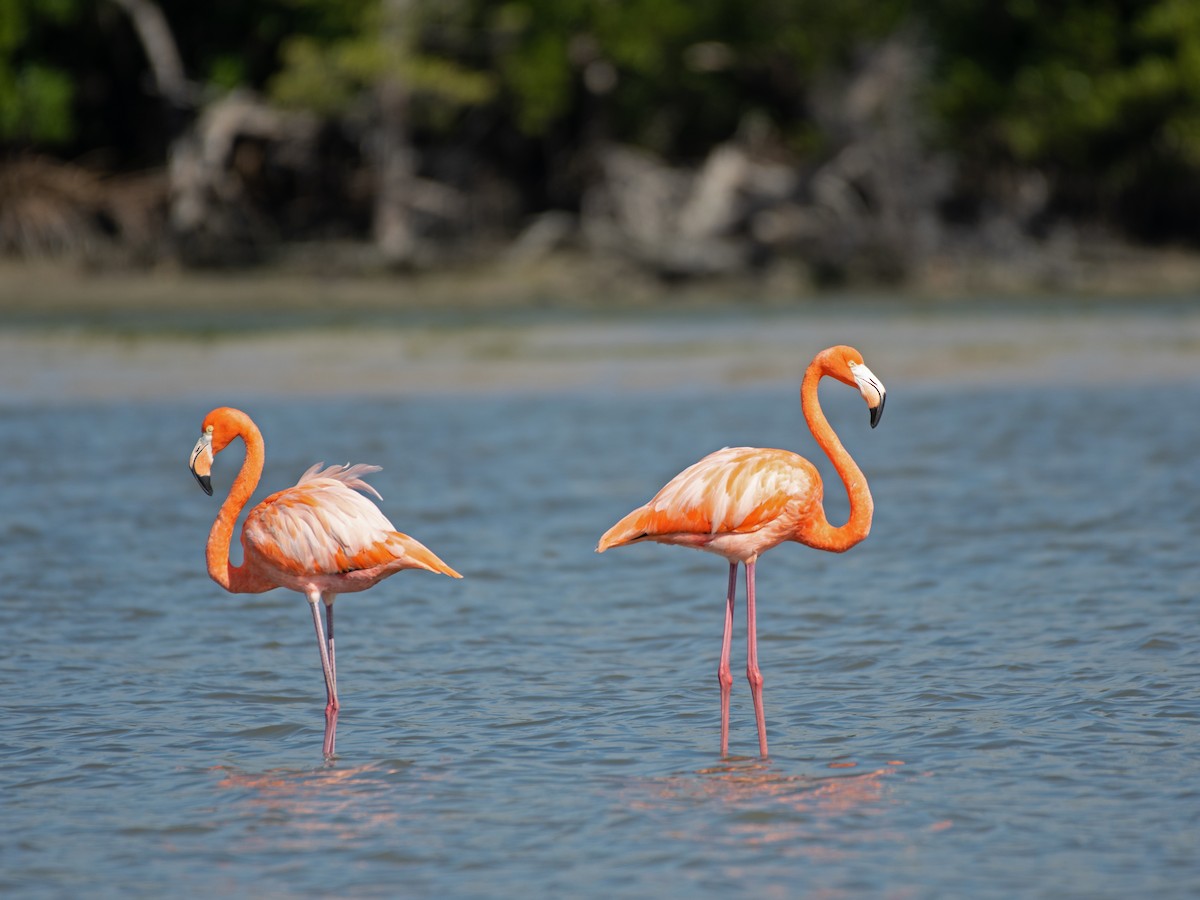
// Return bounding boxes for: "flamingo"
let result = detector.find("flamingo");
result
[188,406,462,757]
[596,345,886,758]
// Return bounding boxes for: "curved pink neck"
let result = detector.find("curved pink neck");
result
[207,412,273,593]
[798,359,874,552]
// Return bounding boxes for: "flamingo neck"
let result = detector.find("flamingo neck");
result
[207,414,270,592]
[798,361,873,553]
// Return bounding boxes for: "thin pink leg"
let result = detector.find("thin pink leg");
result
[316,595,340,759]
[745,561,768,758]
[324,596,338,701]
[718,562,737,757]
[323,708,338,759]
[309,600,339,717]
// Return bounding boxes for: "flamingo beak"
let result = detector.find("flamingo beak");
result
[193,471,213,496]
[190,432,214,496]
[869,392,886,428]
[851,363,886,429]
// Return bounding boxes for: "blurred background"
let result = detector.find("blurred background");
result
[5,0,1200,296]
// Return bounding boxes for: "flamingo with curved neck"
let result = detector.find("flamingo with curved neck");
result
[596,345,886,758]
[189,406,462,757]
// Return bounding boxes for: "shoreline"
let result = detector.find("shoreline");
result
[2,258,1197,403]
[4,239,1200,322]
[3,299,1198,403]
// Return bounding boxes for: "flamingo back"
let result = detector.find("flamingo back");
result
[598,447,820,550]
[242,463,459,579]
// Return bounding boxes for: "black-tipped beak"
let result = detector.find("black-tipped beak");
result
[850,361,886,430]
[189,432,214,494]
[193,470,213,496]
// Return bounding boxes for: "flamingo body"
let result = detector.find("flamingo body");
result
[242,463,459,593]
[597,447,824,563]
[597,345,886,758]
[189,406,460,757]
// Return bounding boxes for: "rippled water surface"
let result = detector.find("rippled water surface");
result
[3,312,1200,897]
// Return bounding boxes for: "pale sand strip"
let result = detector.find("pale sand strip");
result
[2,307,1198,402]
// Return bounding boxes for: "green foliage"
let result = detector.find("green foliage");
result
[0,62,74,142]
[922,0,1200,173]
[475,0,911,153]
[264,0,910,152]
[5,0,1200,240]
[268,1,495,120]
[0,0,83,144]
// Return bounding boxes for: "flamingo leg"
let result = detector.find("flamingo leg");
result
[323,708,338,759]
[309,599,340,717]
[718,561,737,757]
[745,561,768,758]
[324,595,338,701]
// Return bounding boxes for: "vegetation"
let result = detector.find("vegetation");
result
[922,0,1200,239]
[3,0,1200,270]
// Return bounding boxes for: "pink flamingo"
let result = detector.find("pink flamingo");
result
[188,406,462,757]
[597,346,886,758]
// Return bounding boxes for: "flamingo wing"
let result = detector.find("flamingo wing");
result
[598,447,819,549]
[242,463,457,577]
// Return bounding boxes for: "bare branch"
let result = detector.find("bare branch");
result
[108,0,191,107]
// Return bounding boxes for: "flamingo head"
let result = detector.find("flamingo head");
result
[821,345,887,428]
[188,407,246,496]
[189,424,215,495]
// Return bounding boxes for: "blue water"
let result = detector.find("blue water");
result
[3,345,1199,897]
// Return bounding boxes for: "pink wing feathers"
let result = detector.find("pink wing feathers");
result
[243,463,461,579]
[597,447,821,551]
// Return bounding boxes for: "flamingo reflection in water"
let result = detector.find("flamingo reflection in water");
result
[212,760,421,844]
[625,758,938,861]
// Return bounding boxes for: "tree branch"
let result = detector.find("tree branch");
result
[108,0,191,108]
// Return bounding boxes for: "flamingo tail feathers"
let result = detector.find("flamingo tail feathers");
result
[394,533,464,578]
[596,507,653,553]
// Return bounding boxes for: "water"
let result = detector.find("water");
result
[2,309,1200,897]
